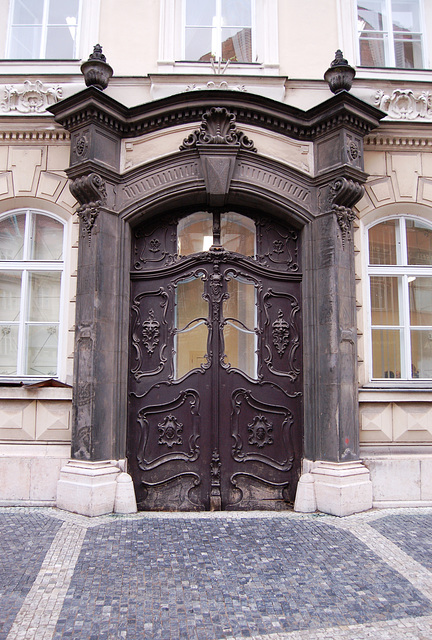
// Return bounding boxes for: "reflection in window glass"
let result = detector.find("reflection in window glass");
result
[221,212,255,256]
[406,219,432,265]
[0,272,22,321]
[368,219,397,264]
[177,212,213,256]
[357,0,423,68]
[175,275,208,379]
[368,216,432,379]
[223,275,257,378]
[372,328,401,378]
[370,276,400,325]
[8,0,80,59]
[0,213,25,260]
[0,210,64,378]
[184,0,253,62]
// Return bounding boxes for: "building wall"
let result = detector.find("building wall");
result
[0,0,431,508]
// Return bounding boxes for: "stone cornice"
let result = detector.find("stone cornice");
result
[49,86,384,142]
[364,122,432,150]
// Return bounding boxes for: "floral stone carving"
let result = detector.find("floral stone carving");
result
[248,415,274,448]
[375,89,432,121]
[0,80,62,113]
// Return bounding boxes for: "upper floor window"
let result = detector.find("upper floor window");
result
[0,210,65,378]
[368,217,432,380]
[184,0,253,62]
[357,0,424,68]
[7,0,80,59]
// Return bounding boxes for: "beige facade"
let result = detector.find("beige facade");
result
[0,0,431,510]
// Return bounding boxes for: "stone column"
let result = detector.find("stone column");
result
[57,173,129,516]
[299,178,372,516]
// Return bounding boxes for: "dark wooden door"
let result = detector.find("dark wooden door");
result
[127,212,302,510]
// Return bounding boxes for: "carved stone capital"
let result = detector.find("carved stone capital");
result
[180,107,257,152]
[69,173,107,243]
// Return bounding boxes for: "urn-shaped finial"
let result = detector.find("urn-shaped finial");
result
[80,44,113,91]
[324,50,356,94]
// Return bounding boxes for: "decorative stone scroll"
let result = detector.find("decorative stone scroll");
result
[328,178,364,248]
[375,89,432,121]
[180,107,257,151]
[69,173,107,243]
[0,80,62,113]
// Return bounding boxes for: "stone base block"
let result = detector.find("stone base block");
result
[114,472,137,514]
[293,473,316,513]
[311,461,373,517]
[57,460,120,516]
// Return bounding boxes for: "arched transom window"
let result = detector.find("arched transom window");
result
[0,209,65,378]
[368,216,432,380]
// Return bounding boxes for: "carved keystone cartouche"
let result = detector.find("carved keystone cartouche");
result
[180,107,257,151]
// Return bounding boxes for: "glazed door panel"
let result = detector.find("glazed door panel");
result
[127,214,302,511]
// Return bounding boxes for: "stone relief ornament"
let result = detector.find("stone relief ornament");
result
[327,178,363,248]
[69,173,107,243]
[180,106,257,151]
[374,89,432,120]
[185,81,247,92]
[334,205,357,248]
[0,80,62,113]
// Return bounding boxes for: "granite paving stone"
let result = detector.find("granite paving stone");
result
[1,508,432,639]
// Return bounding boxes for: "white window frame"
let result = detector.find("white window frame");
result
[355,0,426,69]
[159,0,279,73]
[182,0,256,63]
[0,209,67,381]
[6,0,82,60]
[366,215,432,382]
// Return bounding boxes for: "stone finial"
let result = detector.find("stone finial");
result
[80,44,113,91]
[324,50,356,94]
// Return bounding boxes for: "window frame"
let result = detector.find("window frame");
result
[356,0,426,69]
[366,215,432,382]
[0,208,67,381]
[6,0,83,60]
[182,0,256,63]
[158,0,279,72]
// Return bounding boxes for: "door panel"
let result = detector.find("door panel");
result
[128,212,302,511]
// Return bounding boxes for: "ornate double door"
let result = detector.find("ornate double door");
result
[127,211,303,510]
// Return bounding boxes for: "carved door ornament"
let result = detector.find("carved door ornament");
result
[128,209,302,511]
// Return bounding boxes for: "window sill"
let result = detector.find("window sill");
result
[354,66,432,83]
[157,60,279,76]
[359,385,432,403]
[0,59,83,76]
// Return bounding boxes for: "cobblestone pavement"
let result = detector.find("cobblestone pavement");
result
[1,508,432,640]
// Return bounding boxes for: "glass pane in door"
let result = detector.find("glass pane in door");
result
[223,275,257,378]
[175,275,209,378]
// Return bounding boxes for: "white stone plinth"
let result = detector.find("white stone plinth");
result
[57,460,120,516]
[114,472,137,514]
[311,461,373,517]
[293,473,316,513]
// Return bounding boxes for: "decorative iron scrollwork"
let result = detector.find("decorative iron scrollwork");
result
[180,107,257,151]
[272,309,290,357]
[248,415,274,448]
[158,415,183,447]
[142,309,160,355]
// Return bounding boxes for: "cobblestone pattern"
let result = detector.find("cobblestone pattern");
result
[0,513,62,640]
[369,514,432,570]
[49,517,431,640]
[1,508,432,640]
[5,522,86,640]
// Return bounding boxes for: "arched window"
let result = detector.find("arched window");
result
[0,209,65,378]
[367,216,432,380]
